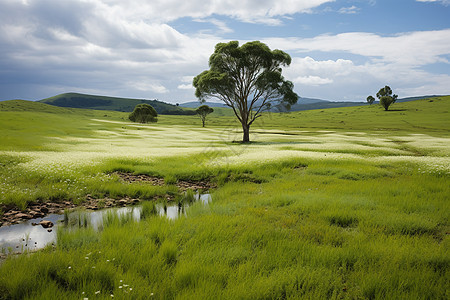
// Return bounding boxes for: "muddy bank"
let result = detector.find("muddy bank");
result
[114,172,216,191]
[0,197,140,227]
[1,173,215,227]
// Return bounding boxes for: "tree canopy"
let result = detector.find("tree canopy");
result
[366,95,375,105]
[376,86,398,111]
[196,105,214,127]
[129,103,158,123]
[193,41,298,142]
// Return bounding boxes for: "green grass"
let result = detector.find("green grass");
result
[255,96,450,134]
[0,96,449,299]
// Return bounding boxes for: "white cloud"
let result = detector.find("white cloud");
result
[265,29,450,67]
[0,0,449,103]
[177,84,194,90]
[293,75,333,86]
[75,0,334,25]
[416,0,450,6]
[193,18,233,34]
[129,81,169,94]
[268,30,450,99]
[338,6,360,14]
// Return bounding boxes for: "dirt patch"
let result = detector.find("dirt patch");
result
[113,172,216,191]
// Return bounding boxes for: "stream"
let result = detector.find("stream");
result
[0,193,211,255]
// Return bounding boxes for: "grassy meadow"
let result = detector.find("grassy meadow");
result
[0,97,449,299]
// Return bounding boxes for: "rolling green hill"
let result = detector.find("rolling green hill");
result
[39,93,195,115]
[257,95,450,134]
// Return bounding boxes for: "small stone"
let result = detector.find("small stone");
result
[39,220,54,228]
[40,207,49,213]
[4,210,19,217]
[30,210,44,218]
[16,213,32,219]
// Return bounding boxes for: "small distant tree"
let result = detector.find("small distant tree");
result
[376,85,398,111]
[129,103,158,123]
[196,105,214,127]
[366,95,375,105]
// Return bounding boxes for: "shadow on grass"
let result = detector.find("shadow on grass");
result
[229,141,320,145]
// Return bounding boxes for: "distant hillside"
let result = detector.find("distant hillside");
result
[0,99,130,120]
[180,97,332,109]
[0,100,75,113]
[39,93,195,115]
[396,95,445,103]
[180,97,364,112]
[180,96,444,112]
[289,100,366,111]
[179,101,227,108]
[35,93,446,115]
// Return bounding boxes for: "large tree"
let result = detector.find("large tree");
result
[193,41,298,142]
[376,85,398,111]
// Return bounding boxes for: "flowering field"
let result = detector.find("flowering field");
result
[0,97,449,299]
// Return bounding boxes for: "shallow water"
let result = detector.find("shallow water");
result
[0,193,211,254]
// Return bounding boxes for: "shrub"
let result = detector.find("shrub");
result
[129,104,157,123]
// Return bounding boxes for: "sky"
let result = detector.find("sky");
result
[0,0,449,103]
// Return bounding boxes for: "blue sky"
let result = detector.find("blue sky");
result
[0,0,449,103]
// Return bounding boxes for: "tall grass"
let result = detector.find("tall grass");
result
[1,157,448,299]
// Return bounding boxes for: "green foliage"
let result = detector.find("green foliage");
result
[129,103,158,123]
[380,95,395,111]
[375,85,398,111]
[376,85,397,100]
[366,95,375,105]
[193,40,299,142]
[160,240,178,265]
[195,105,214,127]
[140,201,158,219]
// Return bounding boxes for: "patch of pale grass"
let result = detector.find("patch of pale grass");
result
[4,125,449,176]
[206,148,361,167]
[90,119,129,125]
[0,126,234,175]
[376,156,450,175]
[403,135,450,156]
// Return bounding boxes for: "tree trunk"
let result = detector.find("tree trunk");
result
[242,123,250,143]
[202,118,205,127]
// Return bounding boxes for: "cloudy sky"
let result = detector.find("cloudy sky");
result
[1,0,449,103]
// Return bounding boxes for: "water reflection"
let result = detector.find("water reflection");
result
[0,193,211,254]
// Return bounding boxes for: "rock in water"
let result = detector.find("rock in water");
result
[39,220,54,228]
